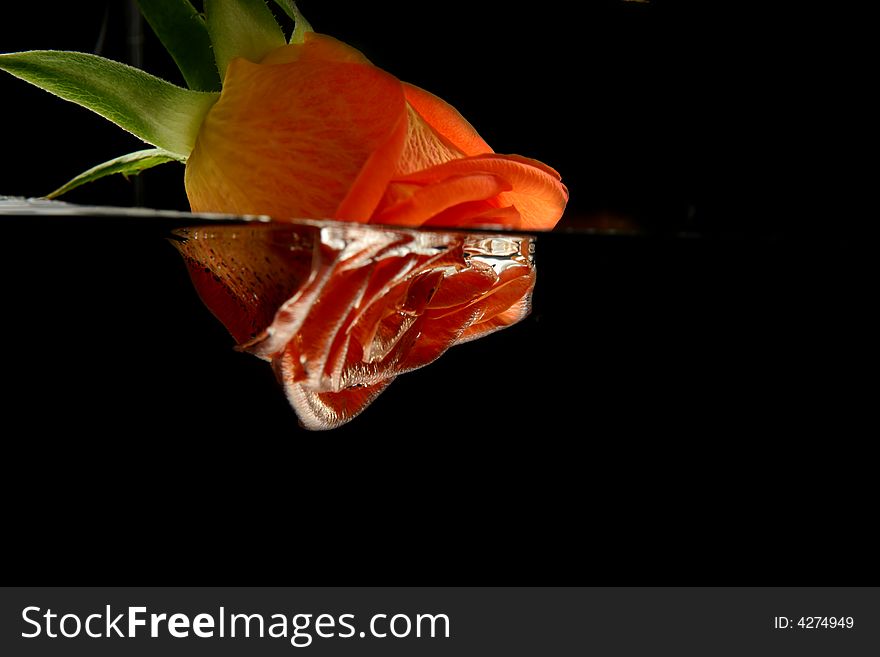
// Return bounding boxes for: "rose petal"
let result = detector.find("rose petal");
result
[323,254,421,388]
[421,201,522,229]
[457,289,534,343]
[277,348,395,430]
[386,154,568,230]
[292,264,376,388]
[395,305,481,372]
[435,265,536,344]
[242,236,345,360]
[259,32,372,66]
[403,83,493,156]
[373,173,512,226]
[334,116,407,221]
[174,226,319,344]
[185,58,406,221]
[425,261,498,309]
[495,153,564,181]
[394,105,466,176]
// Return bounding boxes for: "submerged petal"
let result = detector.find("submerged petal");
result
[173,225,316,344]
[174,221,537,430]
[278,357,395,431]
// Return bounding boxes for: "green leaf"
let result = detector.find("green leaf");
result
[289,1,314,44]
[205,0,286,79]
[0,50,218,158]
[137,0,222,92]
[45,149,182,199]
[271,0,314,43]
[271,0,297,21]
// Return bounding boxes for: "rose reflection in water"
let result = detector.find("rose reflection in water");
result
[173,219,535,430]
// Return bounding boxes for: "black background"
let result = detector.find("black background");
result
[0,2,874,585]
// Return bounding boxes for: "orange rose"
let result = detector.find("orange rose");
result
[2,5,558,429]
[176,220,535,429]
[185,33,568,230]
